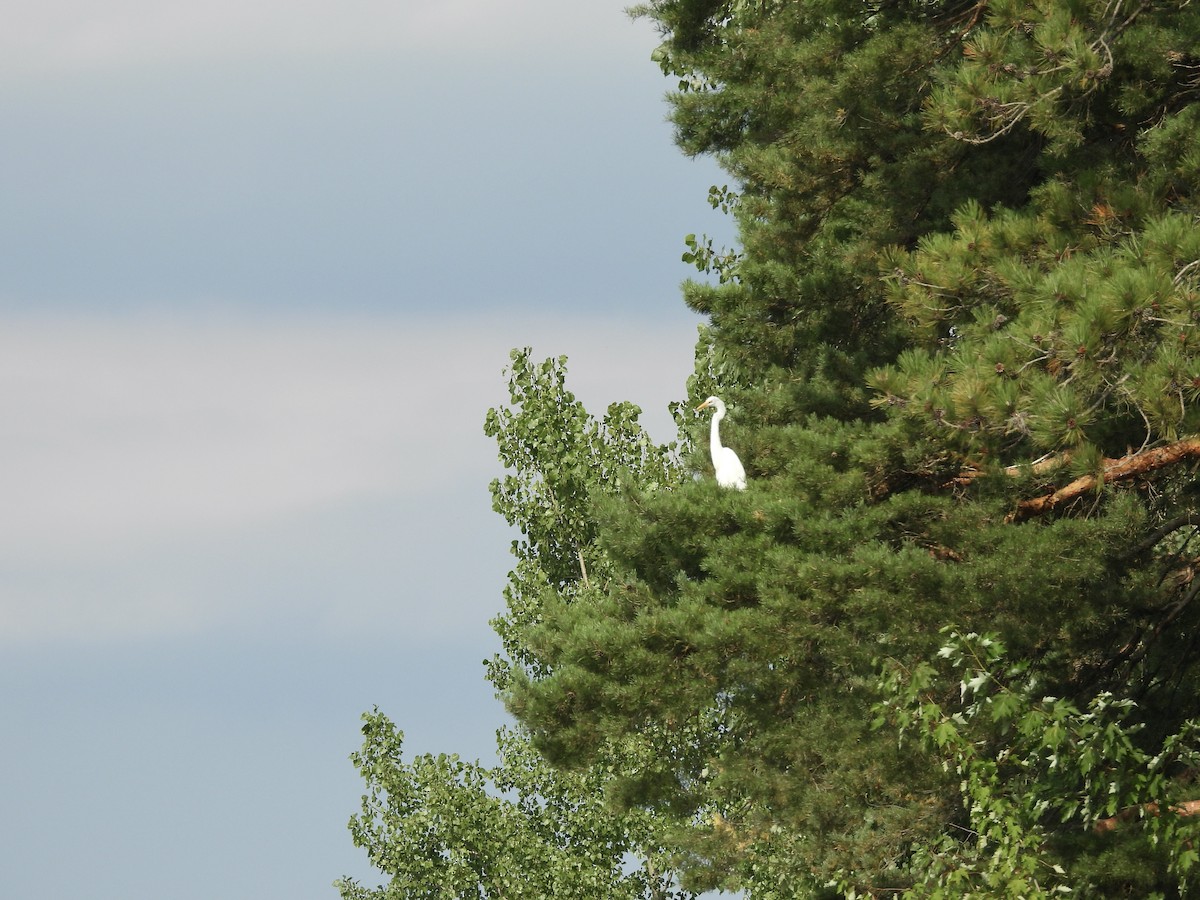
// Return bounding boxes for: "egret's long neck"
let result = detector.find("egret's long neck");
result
[710,410,724,455]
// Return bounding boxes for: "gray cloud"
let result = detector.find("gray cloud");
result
[0,312,698,643]
[0,5,729,896]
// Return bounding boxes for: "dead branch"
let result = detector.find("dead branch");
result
[1008,438,1200,522]
[577,546,590,589]
[1123,512,1200,559]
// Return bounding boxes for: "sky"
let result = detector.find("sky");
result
[0,2,733,898]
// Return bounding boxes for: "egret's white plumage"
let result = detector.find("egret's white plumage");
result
[696,396,746,489]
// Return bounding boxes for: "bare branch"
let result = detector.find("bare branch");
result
[577,547,591,589]
[1123,512,1200,558]
[1175,258,1200,287]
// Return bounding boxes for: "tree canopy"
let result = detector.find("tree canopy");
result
[342,1,1200,896]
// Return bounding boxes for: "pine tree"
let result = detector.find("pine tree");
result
[499,1,1200,895]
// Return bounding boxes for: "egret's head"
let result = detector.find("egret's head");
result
[695,396,725,414]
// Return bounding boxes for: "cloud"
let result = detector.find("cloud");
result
[0,313,692,557]
[0,312,698,644]
[3,0,649,76]
[3,317,466,556]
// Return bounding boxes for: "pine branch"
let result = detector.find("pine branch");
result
[946,451,1071,488]
[1094,798,1200,835]
[1008,438,1200,522]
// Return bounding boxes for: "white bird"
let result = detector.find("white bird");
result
[696,396,746,489]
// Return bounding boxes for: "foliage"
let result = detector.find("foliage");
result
[345,0,1200,896]
[335,712,690,900]
[506,0,1200,894]
[482,348,684,686]
[877,629,1200,898]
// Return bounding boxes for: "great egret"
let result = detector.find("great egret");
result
[696,396,746,490]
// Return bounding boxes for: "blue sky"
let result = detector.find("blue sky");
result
[1,2,731,898]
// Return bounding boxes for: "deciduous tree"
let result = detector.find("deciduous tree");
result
[339,351,693,899]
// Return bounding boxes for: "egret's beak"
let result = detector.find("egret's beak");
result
[695,400,712,412]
